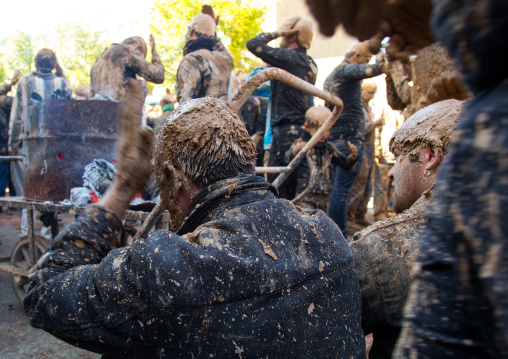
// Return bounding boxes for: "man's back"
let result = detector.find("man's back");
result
[90,43,164,101]
[324,59,382,141]
[25,175,366,358]
[176,46,233,104]
[247,33,317,127]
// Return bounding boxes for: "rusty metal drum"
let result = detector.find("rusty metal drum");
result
[22,100,119,202]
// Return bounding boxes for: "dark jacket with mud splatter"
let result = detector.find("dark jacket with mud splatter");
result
[246,32,317,128]
[395,1,508,358]
[351,192,428,359]
[24,175,366,358]
[90,43,164,102]
[285,131,357,195]
[176,38,234,105]
[324,59,382,141]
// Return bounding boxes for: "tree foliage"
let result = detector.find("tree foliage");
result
[150,0,267,90]
[0,23,108,88]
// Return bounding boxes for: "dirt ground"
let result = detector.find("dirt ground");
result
[0,209,100,359]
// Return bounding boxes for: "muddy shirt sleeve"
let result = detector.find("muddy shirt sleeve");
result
[341,62,383,82]
[350,234,386,335]
[388,62,412,106]
[0,82,12,96]
[284,139,301,164]
[128,47,165,85]
[176,55,204,104]
[24,206,151,354]
[328,142,357,170]
[246,32,299,71]
[385,73,408,111]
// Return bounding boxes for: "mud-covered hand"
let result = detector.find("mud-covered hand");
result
[305,0,388,40]
[368,0,435,62]
[149,34,158,55]
[292,138,307,156]
[54,57,65,78]
[427,70,471,104]
[348,141,358,161]
[101,79,153,219]
[10,70,21,87]
[276,16,300,37]
[202,5,220,25]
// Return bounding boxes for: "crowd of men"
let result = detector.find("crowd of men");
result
[0,0,506,358]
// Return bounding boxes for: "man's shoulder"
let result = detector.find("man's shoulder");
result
[351,198,428,257]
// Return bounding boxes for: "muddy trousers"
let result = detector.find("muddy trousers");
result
[10,159,51,240]
[267,124,305,200]
[347,140,374,221]
[329,139,364,235]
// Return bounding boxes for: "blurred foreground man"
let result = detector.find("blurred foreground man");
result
[351,99,462,358]
[247,16,317,200]
[90,35,164,101]
[24,81,366,358]
[176,6,234,104]
[305,0,508,356]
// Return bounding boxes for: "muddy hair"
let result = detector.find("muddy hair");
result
[35,49,56,73]
[152,97,257,189]
[389,99,463,166]
[121,36,147,57]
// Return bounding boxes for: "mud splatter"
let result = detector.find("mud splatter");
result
[257,238,278,261]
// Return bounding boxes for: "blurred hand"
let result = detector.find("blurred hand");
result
[305,0,435,62]
[202,5,220,25]
[54,57,65,78]
[115,79,154,198]
[348,141,358,160]
[305,0,388,40]
[277,16,300,37]
[427,71,471,104]
[10,70,21,87]
[368,0,435,62]
[149,34,157,54]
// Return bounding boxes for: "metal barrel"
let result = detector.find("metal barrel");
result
[22,99,119,202]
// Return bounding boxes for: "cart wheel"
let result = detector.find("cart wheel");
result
[10,235,49,303]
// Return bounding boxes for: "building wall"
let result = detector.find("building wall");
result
[275,0,355,60]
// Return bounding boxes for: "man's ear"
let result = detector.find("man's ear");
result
[421,144,440,172]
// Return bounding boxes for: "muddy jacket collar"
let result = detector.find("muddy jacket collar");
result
[177,175,278,235]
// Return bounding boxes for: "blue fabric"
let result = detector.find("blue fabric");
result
[329,139,364,234]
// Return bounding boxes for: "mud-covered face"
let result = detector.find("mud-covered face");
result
[158,164,186,232]
[388,149,425,213]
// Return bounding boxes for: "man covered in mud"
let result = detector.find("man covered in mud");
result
[90,34,164,102]
[350,99,462,358]
[176,6,234,104]
[8,49,72,239]
[246,16,317,200]
[323,41,385,235]
[23,80,366,358]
